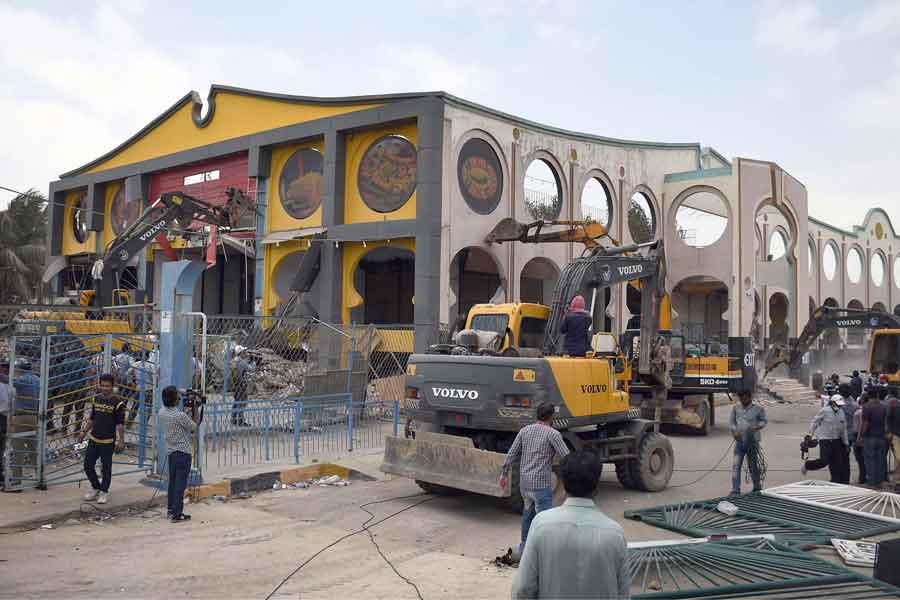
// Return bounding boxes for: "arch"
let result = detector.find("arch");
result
[523,149,567,221]
[847,299,865,345]
[449,246,505,326]
[872,301,887,312]
[807,237,816,278]
[822,240,840,281]
[520,257,560,306]
[846,245,865,284]
[768,226,789,262]
[628,185,659,244]
[672,276,729,343]
[578,168,616,228]
[768,292,789,345]
[352,246,415,324]
[454,128,509,216]
[753,196,800,260]
[668,185,731,249]
[871,250,887,287]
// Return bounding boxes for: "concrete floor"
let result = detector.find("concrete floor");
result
[1,401,864,599]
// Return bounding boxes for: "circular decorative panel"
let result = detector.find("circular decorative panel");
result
[110,186,140,235]
[279,148,324,220]
[357,135,417,213]
[457,138,502,215]
[72,192,88,243]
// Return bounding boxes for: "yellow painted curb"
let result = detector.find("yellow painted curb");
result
[187,480,230,501]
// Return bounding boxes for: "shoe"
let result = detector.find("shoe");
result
[84,489,99,501]
[97,492,109,505]
[170,514,191,522]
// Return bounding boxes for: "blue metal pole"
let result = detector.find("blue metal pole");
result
[264,408,270,461]
[346,325,356,452]
[138,365,146,468]
[293,403,300,464]
[393,400,399,437]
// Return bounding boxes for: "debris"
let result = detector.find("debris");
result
[831,538,877,567]
[273,481,282,490]
[492,547,519,568]
[317,475,341,485]
[64,518,81,526]
[716,501,738,516]
[40,524,53,530]
[212,495,228,502]
[294,482,310,489]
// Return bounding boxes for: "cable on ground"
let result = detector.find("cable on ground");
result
[667,440,735,488]
[264,492,435,600]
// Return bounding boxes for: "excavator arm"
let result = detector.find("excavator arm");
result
[485,217,616,248]
[764,306,900,376]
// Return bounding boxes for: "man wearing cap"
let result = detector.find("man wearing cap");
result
[802,394,850,484]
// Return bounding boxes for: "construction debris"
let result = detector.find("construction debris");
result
[831,538,877,567]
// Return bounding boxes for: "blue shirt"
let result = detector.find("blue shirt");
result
[13,372,40,413]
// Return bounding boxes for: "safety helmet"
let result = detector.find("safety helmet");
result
[830,394,845,406]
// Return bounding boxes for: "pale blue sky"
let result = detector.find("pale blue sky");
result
[1,0,898,230]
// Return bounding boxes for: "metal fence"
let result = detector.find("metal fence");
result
[3,331,158,491]
[1,307,422,487]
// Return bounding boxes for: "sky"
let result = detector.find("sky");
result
[1,0,898,231]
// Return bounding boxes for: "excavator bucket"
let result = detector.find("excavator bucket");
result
[381,432,509,497]
[485,217,530,244]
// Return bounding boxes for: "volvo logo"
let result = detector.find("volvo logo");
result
[617,265,643,276]
[835,319,863,327]
[431,387,479,400]
[139,218,168,242]
[580,384,608,394]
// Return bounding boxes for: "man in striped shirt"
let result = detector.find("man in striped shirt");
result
[158,386,200,522]
[500,402,570,555]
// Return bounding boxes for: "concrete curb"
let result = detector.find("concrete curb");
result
[187,462,374,502]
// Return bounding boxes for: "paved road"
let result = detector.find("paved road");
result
[1,401,839,599]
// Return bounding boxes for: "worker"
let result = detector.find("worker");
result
[499,402,569,556]
[158,386,200,522]
[512,451,629,599]
[885,385,900,482]
[79,373,126,505]
[560,294,592,357]
[803,394,850,484]
[853,393,869,484]
[729,392,768,495]
[860,385,888,488]
[850,370,863,400]
[839,383,860,481]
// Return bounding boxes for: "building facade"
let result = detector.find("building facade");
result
[46,87,900,352]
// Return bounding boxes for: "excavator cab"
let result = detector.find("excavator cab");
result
[870,330,900,384]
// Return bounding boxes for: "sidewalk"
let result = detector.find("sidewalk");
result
[0,448,388,532]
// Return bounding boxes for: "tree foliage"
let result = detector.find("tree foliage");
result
[524,189,562,221]
[0,189,47,303]
[627,200,655,243]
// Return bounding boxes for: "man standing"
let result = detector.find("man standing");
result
[512,451,629,599]
[854,393,869,484]
[560,295,592,357]
[158,386,200,522]
[500,402,569,555]
[79,373,125,504]
[850,370,864,400]
[729,392,768,495]
[803,394,850,484]
[839,383,860,480]
[861,385,889,488]
[887,385,900,482]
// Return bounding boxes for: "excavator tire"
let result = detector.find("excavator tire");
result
[632,432,674,492]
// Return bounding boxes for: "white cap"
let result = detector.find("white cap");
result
[830,394,845,406]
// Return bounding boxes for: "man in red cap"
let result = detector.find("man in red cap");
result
[560,295,592,357]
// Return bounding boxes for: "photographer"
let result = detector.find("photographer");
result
[158,386,200,522]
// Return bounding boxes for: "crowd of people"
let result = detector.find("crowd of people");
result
[803,373,900,489]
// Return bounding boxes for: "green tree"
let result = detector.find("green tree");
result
[627,200,655,243]
[524,190,562,221]
[0,189,47,303]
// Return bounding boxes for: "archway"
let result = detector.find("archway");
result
[672,276,729,343]
[520,258,560,306]
[353,247,415,324]
[873,301,887,313]
[768,292,789,346]
[272,250,320,316]
[449,247,503,327]
[847,299,865,345]
[822,298,840,349]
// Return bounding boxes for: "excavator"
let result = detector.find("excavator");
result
[765,305,900,385]
[382,219,686,511]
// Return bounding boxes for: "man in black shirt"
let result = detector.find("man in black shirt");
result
[560,295,592,357]
[79,373,125,504]
[850,370,863,400]
[859,386,888,489]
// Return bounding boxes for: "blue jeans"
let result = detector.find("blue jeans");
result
[731,439,761,494]
[167,451,192,518]
[864,437,887,487]
[519,487,553,553]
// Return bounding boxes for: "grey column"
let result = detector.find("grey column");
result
[414,98,445,352]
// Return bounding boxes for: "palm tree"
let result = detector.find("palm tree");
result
[0,189,47,303]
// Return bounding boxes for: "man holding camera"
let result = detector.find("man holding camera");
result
[158,386,200,522]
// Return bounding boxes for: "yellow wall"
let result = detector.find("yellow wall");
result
[84,92,382,174]
[268,140,325,233]
[342,238,416,323]
[101,181,125,251]
[62,190,96,255]
[263,240,308,314]
[344,123,418,224]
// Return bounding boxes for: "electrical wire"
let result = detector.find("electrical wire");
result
[666,440,735,488]
[264,493,435,600]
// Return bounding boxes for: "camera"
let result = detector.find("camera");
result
[181,388,207,410]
